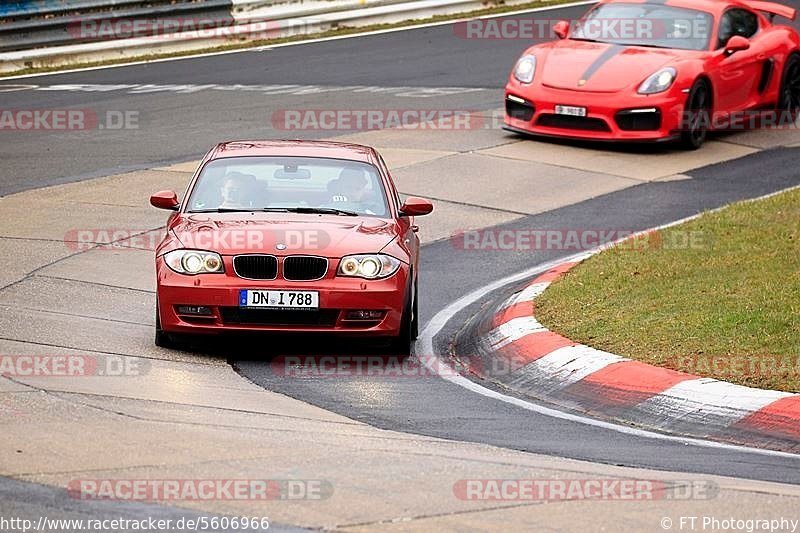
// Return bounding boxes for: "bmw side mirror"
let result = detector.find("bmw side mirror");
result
[150,190,179,211]
[400,197,434,216]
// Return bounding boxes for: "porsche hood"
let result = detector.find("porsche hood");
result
[538,41,682,93]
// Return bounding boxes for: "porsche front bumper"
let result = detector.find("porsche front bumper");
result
[504,80,687,142]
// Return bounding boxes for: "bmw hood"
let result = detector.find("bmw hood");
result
[539,41,680,93]
[169,213,398,257]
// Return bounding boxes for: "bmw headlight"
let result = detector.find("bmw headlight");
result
[513,55,537,84]
[638,67,677,95]
[163,249,224,275]
[338,254,401,279]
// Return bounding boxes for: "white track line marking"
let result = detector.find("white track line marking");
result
[417,185,800,460]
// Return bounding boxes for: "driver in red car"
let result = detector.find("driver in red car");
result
[328,168,383,215]
[331,168,368,203]
[219,173,249,209]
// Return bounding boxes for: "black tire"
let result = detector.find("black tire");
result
[680,79,711,150]
[387,277,417,356]
[154,298,180,349]
[409,279,419,341]
[777,53,800,124]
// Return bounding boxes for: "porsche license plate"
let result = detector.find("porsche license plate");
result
[239,290,319,309]
[555,105,587,117]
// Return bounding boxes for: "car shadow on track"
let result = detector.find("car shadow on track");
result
[503,131,683,154]
[168,334,414,375]
[504,130,743,154]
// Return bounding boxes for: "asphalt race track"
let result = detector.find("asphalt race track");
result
[237,147,800,484]
[0,3,591,195]
[3,1,800,528]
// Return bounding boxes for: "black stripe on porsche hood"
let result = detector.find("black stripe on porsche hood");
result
[579,44,625,84]
[577,0,674,84]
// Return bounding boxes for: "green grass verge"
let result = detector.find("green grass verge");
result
[2,0,579,78]
[535,187,800,392]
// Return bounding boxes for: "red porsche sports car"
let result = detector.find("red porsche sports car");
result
[504,0,800,148]
[149,140,433,353]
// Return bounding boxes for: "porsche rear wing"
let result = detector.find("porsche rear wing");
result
[745,1,797,21]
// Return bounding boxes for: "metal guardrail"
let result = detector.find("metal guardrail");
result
[0,0,424,53]
[0,0,237,52]
[0,0,354,52]
[0,0,539,73]
[0,1,172,18]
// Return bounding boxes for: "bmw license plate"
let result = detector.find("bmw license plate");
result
[555,105,587,117]
[239,289,319,309]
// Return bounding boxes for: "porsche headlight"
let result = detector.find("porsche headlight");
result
[638,67,677,95]
[163,249,224,275]
[337,254,401,279]
[513,55,537,84]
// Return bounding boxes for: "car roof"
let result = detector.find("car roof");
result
[207,140,378,164]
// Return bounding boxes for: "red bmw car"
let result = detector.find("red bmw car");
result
[504,0,800,148]
[149,140,433,353]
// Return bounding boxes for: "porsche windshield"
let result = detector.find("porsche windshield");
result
[571,4,714,51]
[186,156,391,217]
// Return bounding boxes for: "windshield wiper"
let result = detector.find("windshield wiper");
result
[189,207,261,213]
[189,207,295,214]
[282,207,359,216]
[188,207,359,216]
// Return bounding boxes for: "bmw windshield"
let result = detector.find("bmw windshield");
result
[186,156,391,218]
